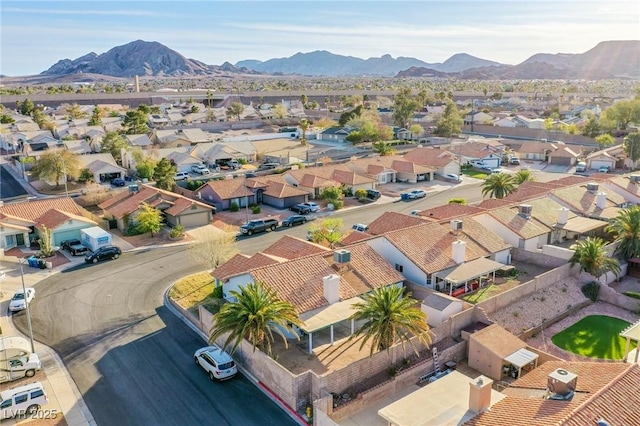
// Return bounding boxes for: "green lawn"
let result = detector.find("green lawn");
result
[461,169,489,179]
[551,315,636,360]
[461,281,519,304]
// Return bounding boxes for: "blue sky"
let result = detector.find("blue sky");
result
[2,0,639,76]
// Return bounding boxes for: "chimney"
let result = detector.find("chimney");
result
[452,240,466,264]
[469,376,493,413]
[596,192,607,210]
[323,274,340,304]
[135,75,140,93]
[557,208,569,225]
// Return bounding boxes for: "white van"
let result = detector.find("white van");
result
[0,381,48,419]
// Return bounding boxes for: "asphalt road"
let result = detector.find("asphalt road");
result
[1,164,29,200]
[13,247,297,426]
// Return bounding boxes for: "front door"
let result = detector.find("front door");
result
[16,233,25,246]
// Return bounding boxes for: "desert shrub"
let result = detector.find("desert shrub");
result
[186,180,205,191]
[169,224,184,239]
[230,202,239,212]
[623,291,640,300]
[354,189,367,200]
[212,284,224,299]
[581,281,600,302]
[448,198,467,205]
[252,206,261,214]
[330,199,344,210]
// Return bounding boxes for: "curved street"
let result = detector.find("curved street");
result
[13,247,297,426]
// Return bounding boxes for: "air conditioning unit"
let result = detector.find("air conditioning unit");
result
[586,183,599,193]
[630,175,640,183]
[519,204,533,217]
[334,249,351,264]
[450,219,463,232]
[548,369,577,397]
[128,184,139,194]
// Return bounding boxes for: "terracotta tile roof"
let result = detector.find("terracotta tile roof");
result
[340,231,373,245]
[201,179,254,200]
[487,207,551,239]
[35,209,96,231]
[335,242,404,289]
[504,182,553,203]
[548,175,597,186]
[391,159,434,174]
[449,217,511,254]
[384,223,490,275]
[418,204,484,220]
[298,173,338,188]
[332,168,376,185]
[0,197,85,222]
[518,141,556,154]
[212,253,281,282]
[551,185,625,215]
[467,362,640,426]
[263,181,310,198]
[165,198,194,216]
[100,185,214,218]
[549,146,579,158]
[475,199,514,210]
[262,235,330,260]
[606,175,640,197]
[526,197,578,227]
[367,211,426,235]
[450,141,500,159]
[244,178,269,189]
[403,147,458,168]
[469,324,526,358]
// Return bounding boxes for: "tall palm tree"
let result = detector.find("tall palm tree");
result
[569,237,620,283]
[513,169,535,185]
[299,118,309,146]
[209,282,303,356]
[350,286,432,357]
[606,206,640,260]
[371,141,396,156]
[481,173,516,199]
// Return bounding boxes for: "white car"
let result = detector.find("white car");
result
[191,164,210,175]
[301,202,320,212]
[194,346,237,381]
[9,288,35,312]
[446,173,462,182]
[406,190,427,199]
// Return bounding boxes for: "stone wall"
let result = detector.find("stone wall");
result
[511,247,568,268]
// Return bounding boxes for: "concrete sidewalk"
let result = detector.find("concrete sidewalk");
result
[0,260,94,426]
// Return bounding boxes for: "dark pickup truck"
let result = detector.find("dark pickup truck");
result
[240,218,279,236]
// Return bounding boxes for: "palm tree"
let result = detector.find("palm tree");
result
[371,141,396,156]
[350,286,432,357]
[481,173,516,199]
[569,237,620,283]
[606,206,640,260]
[299,118,309,146]
[209,282,303,356]
[513,169,535,185]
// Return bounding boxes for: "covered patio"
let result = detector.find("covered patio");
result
[299,297,363,354]
[621,319,640,364]
[502,347,539,380]
[557,216,608,240]
[434,257,505,298]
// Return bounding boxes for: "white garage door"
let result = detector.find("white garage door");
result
[178,212,210,228]
[590,160,614,170]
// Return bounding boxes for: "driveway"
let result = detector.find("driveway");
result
[542,164,572,173]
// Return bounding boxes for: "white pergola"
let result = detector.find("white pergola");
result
[503,347,539,379]
[621,319,640,363]
[435,257,505,296]
[299,297,363,354]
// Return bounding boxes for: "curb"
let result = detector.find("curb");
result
[163,282,307,426]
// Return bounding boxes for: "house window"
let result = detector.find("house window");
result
[5,235,15,246]
[395,264,404,273]
[191,205,197,210]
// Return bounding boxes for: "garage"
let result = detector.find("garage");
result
[548,156,571,166]
[589,159,614,170]
[175,211,212,228]
[52,229,82,246]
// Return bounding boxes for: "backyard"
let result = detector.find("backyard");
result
[550,315,636,360]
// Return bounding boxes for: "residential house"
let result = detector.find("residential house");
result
[63,139,93,155]
[602,175,640,205]
[195,179,256,211]
[285,166,377,197]
[77,153,126,183]
[464,111,494,125]
[546,144,580,166]
[417,204,485,221]
[449,141,503,168]
[261,235,330,260]
[517,141,557,161]
[318,127,350,142]
[585,144,627,171]
[0,197,96,250]
[346,156,435,184]
[99,184,215,230]
[152,129,192,148]
[493,117,518,128]
[125,134,153,149]
[474,204,553,250]
[403,147,460,177]
[550,182,625,222]
[165,151,203,173]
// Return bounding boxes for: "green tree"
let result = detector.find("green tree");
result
[321,186,343,201]
[372,141,396,156]
[152,158,176,190]
[513,169,535,185]
[339,105,363,126]
[299,118,309,146]
[481,173,516,199]
[409,124,424,140]
[88,106,104,126]
[307,218,345,248]
[123,109,149,134]
[582,116,601,138]
[0,114,15,124]
[623,133,640,168]
[349,286,432,357]
[272,104,288,119]
[226,102,244,121]
[100,132,128,164]
[38,225,55,257]
[65,103,87,119]
[448,198,467,205]
[31,149,80,187]
[136,203,163,236]
[78,168,95,183]
[435,100,462,137]
[209,282,303,356]
[392,88,420,128]
[595,134,615,150]
[606,206,640,261]
[601,99,640,130]
[300,94,308,107]
[18,98,35,116]
[136,159,156,179]
[569,237,620,283]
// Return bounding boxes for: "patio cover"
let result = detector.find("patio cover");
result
[299,297,363,333]
[504,347,539,368]
[559,216,606,234]
[621,319,640,341]
[435,257,504,285]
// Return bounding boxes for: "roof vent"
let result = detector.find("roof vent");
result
[630,175,640,183]
[450,219,463,234]
[519,204,533,219]
[128,184,139,194]
[334,249,351,264]
[586,182,599,193]
[547,368,577,400]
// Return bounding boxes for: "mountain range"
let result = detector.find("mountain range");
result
[40,40,640,80]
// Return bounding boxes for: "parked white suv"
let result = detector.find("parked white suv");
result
[174,172,189,181]
[0,382,49,419]
[194,346,237,381]
[191,164,210,175]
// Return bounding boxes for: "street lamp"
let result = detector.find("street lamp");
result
[59,154,69,197]
[19,259,36,353]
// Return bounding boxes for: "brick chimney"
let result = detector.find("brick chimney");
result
[469,376,493,413]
